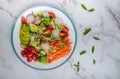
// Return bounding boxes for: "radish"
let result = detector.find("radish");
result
[42,11,50,17]
[33,16,41,25]
[55,17,63,24]
[26,14,35,24]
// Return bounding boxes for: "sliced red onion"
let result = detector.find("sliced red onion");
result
[42,11,50,17]
[26,14,35,24]
[33,16,41,25]
[55,17,63,24]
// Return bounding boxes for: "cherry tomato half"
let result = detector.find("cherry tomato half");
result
[21,51,27,58]
[27,57,33,62]
[43,28,53,35]
[59,31,68,37]
[32,55,38,62]
[47,25,54,30]
[27,53,33,58]
[21,16,27,24]
[62,26,69,33]
[27,46,36,53]
[48,12,56,18]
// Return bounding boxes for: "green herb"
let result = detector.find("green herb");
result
[81,4,88,10]
[83,28,91,36]
[88,8,95,12]
[81,4,95,12]
[93,59,96,65]
[92,46,95,53]
[74,61,80,72]
[93,37,100,40]
[80,50,86,55]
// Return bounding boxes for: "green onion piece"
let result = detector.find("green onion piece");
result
[93,37,100,40]
[93,59,96,65]
[83,28,91,36]
[92,46,95,53]
[74,61,80,72]
[88,8,95,12]
[81,4,88,10]
[80,50,86,55]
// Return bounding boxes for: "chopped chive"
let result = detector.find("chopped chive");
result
[80,50,86,55]
[92,46,95,53]
[93,59,96,65]
[83,28,91,36]
[81,4,88,10]
[74,61,80,72]
[93,37,100,40]
[88,8,95,12]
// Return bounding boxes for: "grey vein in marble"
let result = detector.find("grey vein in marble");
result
[106,6,120,29]
[0,6,17,19]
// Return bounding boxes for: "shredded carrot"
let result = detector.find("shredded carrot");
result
[62,35,69,43]
[47,34,72,63]
[47,43,72,63]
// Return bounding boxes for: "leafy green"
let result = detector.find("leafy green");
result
[55,24,62,31]
[30,24,39,33]
[93,59,96,65]
[83,28,91,36]
[92,45,95,53]
[41,34,53,40]
[93,37,100,40]
[30,39,41,51]
[74,61,80,72]
[38,23,46,34]
[39,50,47,56]
[38,55,47,64]
[80,50,86,55]
[41,17,51,26]
[32,11,43,17]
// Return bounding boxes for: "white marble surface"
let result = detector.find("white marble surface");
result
[0,0,120,79]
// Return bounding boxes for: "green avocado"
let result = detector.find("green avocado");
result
[19,24,30,47]
[30,24,39,33]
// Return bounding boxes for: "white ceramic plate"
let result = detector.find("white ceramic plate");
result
[11,5,77,70]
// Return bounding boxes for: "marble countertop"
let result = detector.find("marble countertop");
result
[0,0,120,79]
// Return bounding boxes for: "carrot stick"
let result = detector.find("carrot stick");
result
[47,47,71,63]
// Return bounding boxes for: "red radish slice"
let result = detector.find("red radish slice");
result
[42,11,50,17]
[33,16,41,25]
[55,17,63,24]
[26,14,35,24]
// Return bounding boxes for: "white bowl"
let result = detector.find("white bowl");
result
[11,5,77,70]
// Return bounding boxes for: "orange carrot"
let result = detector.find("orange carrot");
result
[47,46,72,63]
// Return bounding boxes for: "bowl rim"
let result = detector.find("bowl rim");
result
[11,4,77,70]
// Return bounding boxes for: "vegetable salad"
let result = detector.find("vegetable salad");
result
[19,11,72,64]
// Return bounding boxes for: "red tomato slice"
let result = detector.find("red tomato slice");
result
[62,26,69,33]
[47,25,54,30]
[48,12,56,18]
[43,28,53,35]
[21,16,27,24]
[59,31,68,37]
